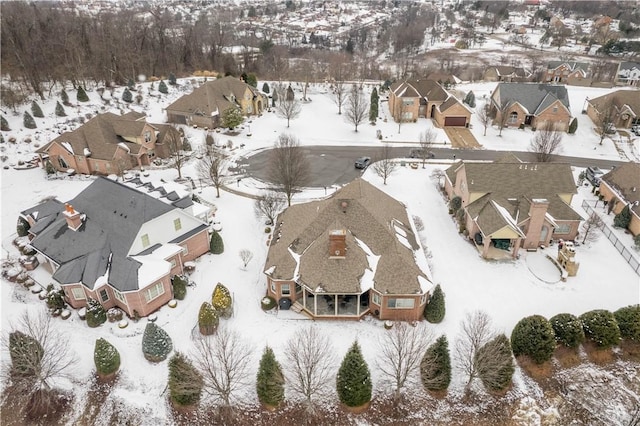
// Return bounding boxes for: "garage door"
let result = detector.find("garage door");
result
[444,116,467,127]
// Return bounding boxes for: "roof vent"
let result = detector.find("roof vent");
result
[341,201,348,213]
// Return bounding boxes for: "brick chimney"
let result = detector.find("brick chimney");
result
[63,203,83,231]
[329,229,346,258]
[525,198,549,248]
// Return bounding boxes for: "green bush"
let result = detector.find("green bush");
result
[336,341,372,407]
[212,283,233,318]
[210,230,224,254]
[635,234,640,250]
[511,315,556,364]
[122,88,133,103]
[158,80,168,94]
[549,313,584,348]
[221,107,243,129]
[613,305,640,341]
[94,338,120,376]
[142,322,173,362]
[579,309,621,348]
[168,352,203,406]
[449,196,462,213]
[262,82,270,94]
[477,334,514,392]
[61,89,70,105]
[168,73,177,85]
[261,296,277,311]
[424,284,445,323]
[172,275,187,300]
[16,217,30,237]
[1,115,10,131]
[85,298,107,328]
[31,101,44,118]
[46,289,66,311]
[77,87,89,102]
[420,335,451,391]
[256,346,285,408]
[198,302,219,335]
[55,101,67,117]
[613,205,631,229]
[568,118,578,134]
[23,111,36,129]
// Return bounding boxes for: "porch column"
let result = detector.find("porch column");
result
[512,237,522,258]
[357,294,360,316]
[482,237,491,259]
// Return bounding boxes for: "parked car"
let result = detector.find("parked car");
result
[409,148,435,159]
[354,157,371,169]
[585,166,604,186]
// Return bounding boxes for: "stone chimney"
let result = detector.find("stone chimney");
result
[63,203,83,231]
[329,229,346,258]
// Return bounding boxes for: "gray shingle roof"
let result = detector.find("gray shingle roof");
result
[391,79,449,102]
[494,83,570,114]
[601,162,640,216]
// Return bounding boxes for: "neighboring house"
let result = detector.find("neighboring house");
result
[20,177,210,317]
[616,62,640,86]
[425,72,461,87]
[165,76,267,128]
[483,66,532,83]
[388,79,470,126]
[36,112,179,175]
[444,154,582,259]
[263,178,433,322]
[598,162,640,237]
[585,90,640,130]
[490,83,572,131]
[544,61,589,84]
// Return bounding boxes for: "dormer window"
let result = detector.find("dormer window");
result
[141,234,150,247]
[144,131,152,143]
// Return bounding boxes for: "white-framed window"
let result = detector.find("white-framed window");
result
[555,224,571,234]
[170,258,177,268]
[270,281,275,292]
[94,162,100,172]
[552,106,558,114]
[58,157,68,169]
[174,218,182,231]
[144,131,151,143]
[372,292,381,305]
[402,111,413,120]
[99,288,109,302]
[281,283,291,296]
[508,111,518,123]
[144,282,165,303]
[141,234,150,248]
[181,245,189,256]
[387,298,415,309]
[113,289,127,304]
[402,99,414,106]
[71,287,86,300]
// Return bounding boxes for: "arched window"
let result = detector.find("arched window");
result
[508,111,518,124]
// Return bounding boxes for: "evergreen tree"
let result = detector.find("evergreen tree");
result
[77,86,89,102]
[336,341,372,408]
[45,161,56,175]
[168,352,203,406]
[210,230,224,254]
[449,196,462,213]
[463,91,476,108]
[86,298,107,328]
[142,322,173,362]
[1,115,10,131]
[61,89,70,105]
[212,283,233,318]
[31,101,44,118]
[245,73,258,88]
[568,117,578,134]
[16,217,30,237]
[127,79,135,89]
[369,87,379,123]
[55,101,67,117]
[579,309,621,348]
[122,88,133,103]
[221,107,243,129]
[420,335,451,391]
[94,338,120,377]
[549,313,584,348]
[198,302,219,335]
[424,284,446,323]
[9,331,43,376]
[168,73,177,85]
[158,80,169,94]
[477,334,514,392]
[45,289,66,311]
[23,111,37,129]
[614,305,640,341]
[613,205,632,229]
[172,275,187,300]
[256,346,285,409]
[262,82,270,94]
[510,315,556,364]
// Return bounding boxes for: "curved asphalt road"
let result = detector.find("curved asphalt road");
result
[237,145,628,188]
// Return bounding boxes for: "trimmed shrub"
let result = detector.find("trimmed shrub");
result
[198,302,219,335]
[580,309,621,348]
[336,341,372,408]
[420,335,451,391]
[477,334,514,392]
[61,89,70,105]
[613,205,632,229]
[94,338,120,377]
[16,217,30,237]
[168,352,203,407]
[212,283,233,318]
[23,111,36,129]
[1,115,10,131]
[449,196,462,213]
[256,346,285,409]
[45,161,55,175]
[550,313,584,348]
[77,87,89,102]
[31,101,44,118]
[613,305,640,341]
[142,322,173,362]
[9,331,44,377]
[262,82,270,94]
[221,106,243,129]
[424,284,445,323]
[568,118,578,134]
[210,230,224,254]
[85,298,107,328]
[511,315,556,364]
[55,101,67,117]
[172,275,187,300]
[158,80,168,94]
[168,73,177,85]
[261,296,276,311]
[46,289,66,311]
[122,88,133,103]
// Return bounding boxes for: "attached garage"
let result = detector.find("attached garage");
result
[434,96,472,128]
[444,116,467,127]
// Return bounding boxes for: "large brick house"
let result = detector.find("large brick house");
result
[490,83,572,131]
[264,178,433,322]
[585,90,640,131]
[165,76,267,128]
[616,62,640,86]
[444,155,583,259]
[20,177,210,317]
[598,162,640,237]
[483,66,532,83]
[544,61,589,84]
[36,112,179,175]
[388,79,470,127]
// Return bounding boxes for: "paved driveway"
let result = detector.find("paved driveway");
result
[444,127,482,148]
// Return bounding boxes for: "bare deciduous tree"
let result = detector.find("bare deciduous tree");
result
[495,101,512,137]
[377,322,433,404]
[332,81,347,115]
[192,327,252,407]
[268,133,310,206]
[276,96,302,128]
[165,125,186,180]
[528,122,564,162]
[477,103,491,137]
[595,102,615,145]
[285,326,335,413]
[372,144,398,185]
[454,310,495,391]
[344,84,368,132]
[254,191,286,226]
[581,212,604,244]
[418,128,436,168]
[239,249,253,269]
[196,145,229,198]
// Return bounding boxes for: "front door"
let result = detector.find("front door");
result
[525,115,533,125]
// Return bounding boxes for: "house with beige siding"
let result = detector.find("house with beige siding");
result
[263,178,433,322]
[20,177,210,318]
[598,162,640,237]
[585,90,640,131]
[444,155,583,259]
[544,61,589,84]
[483,66,532,82]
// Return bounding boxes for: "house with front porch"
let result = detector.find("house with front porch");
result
[444,155,583,259]
[263,178,433,322]
[598,162,640,237]
[585,90,640,131]
[19,177,210,318]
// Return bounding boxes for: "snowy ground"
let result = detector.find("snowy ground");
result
[1,79,639,424]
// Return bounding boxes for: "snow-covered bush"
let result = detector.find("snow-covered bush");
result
[16,217,30,237]
[23,111,36,129]
[613,305,640,342]
[45,289,66,311]
[212,283,232,318]
[549,313,584,348]
[579,309,621,348]
[94,338,120,378]
[142,322,173,362]
[510,315,556,364]
[261,296,276,311]
[85,298,107,328]
[198,302,219,335]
